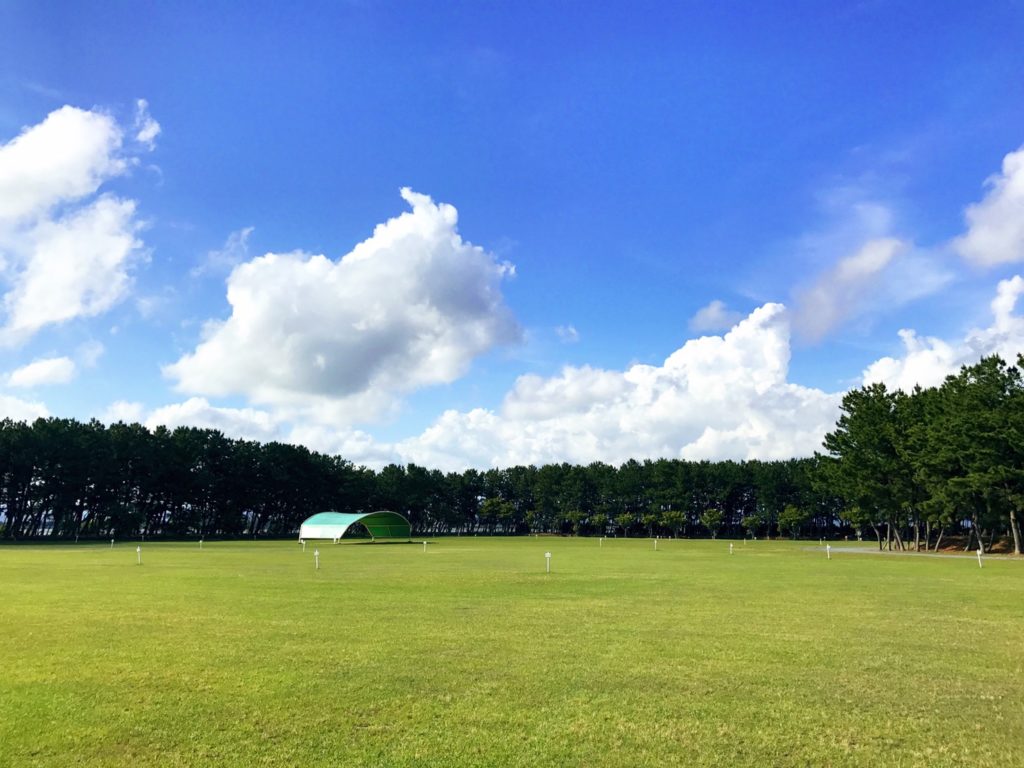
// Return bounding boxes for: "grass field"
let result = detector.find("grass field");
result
[1,537,1021,767]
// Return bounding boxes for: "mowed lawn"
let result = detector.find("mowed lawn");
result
[1,537,1021,767]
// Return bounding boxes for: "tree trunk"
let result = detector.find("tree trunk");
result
[870,523,882,550]
[933,526,945,553]
[892,525,905,552]
[913,518,921,552]
[924,519,931,551]
[1009,508,1022,556]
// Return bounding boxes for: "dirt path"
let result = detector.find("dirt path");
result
[804,545,1021,561]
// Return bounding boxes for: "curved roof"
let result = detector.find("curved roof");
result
[299,510,411,540]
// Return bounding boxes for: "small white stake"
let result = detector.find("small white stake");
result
[826,544,831,560]
[654,538,658,551]
[314,548,320,570]
[729,543,733,555]
[977,547,983,569]
[545,551,551,573]
[111,538,115,549]
[199,538,203,550]
[599,537,603,547]
[423,540,427,553]
[136,545,142,565]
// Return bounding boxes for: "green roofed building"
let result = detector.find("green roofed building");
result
[298,511,411,542]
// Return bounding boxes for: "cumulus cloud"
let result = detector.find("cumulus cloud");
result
[863,275,1024,391]
[688,300,742,332]
[380,303,841,470]
[6,356,76,388]
[144,397,281,441]
[0,392,49,421]
[101,400,146,424]
[0,104,154,345]
[954,146,1024,267]
[165,188,520,422]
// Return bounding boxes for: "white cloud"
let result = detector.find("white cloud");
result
[191,226,254,277]
[688,300,742,332]
[101,400,146,424]
[145,397,281,442]
[1,196,142,344]
[133,99,161,149]
[381,303,841,470]
[165,188,520,422]
[792,237,951,341]
[6,356,76,388]
[954,146,1024,267]
[863,275,1024,391]
[76,339,104,367]
[0,392,49,421]
[0,105,126,223]
[0,104,154,345]
[555,324,580,343]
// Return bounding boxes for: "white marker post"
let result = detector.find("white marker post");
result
[977,547,983,569]
[654,538,658,551]
[423,540,427,553]
[545,551,551,574]
[110,538,115,549]
[314,548,320,570]
[599,537,603,548]
[199,538,203,550]
[826,544,831,560]
[136,545,142,565]
[729,542,734,555]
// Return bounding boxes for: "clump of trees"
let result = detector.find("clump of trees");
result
[1,354,1021,552]
[820,355,1024,555]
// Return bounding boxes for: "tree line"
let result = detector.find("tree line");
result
[1,355,1021,553]
[821,354,1024,555]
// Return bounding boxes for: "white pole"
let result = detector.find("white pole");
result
[545,552,551,573]
[111,538,115,549]
[423,540,427,553]
[826,544,831,560]
[136,546,142,565]
[654,538,658,551]
[199,538,203,550]
[599,537,603,547]
[729,542,733,555]
[977,547,983,569]
[314,548,320,570]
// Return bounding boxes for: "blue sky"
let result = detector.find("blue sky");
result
[2,1,1024,469]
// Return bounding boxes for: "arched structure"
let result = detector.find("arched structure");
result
[298,511,411,541]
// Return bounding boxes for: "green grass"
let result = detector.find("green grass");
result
[1,537,1021,767]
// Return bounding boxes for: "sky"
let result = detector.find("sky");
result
[2,1,1024,470]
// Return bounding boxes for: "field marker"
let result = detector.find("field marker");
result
[545,551,551,573]
[423,540,427,553]
[199,538,203,550]
[110,538,115,549]
[314,548,320,570]
[729,543,733,555]
[600,537,603,547]
[826,544,831,560]
[654,538,658,551]
[977,547,983,569]
[136,546,142,565]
